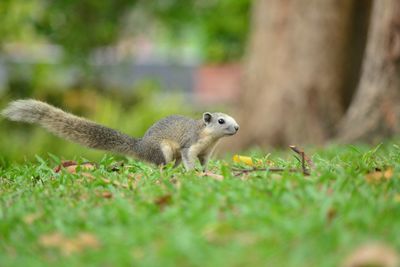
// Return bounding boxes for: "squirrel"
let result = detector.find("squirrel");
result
[1,99,239,171]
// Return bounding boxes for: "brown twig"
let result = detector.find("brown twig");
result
[289,145,315,169]
[232,167,304,176]
[232,145,314,176]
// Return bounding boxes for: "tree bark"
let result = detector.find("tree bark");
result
[338,0,400,142]
[233,0,370,149]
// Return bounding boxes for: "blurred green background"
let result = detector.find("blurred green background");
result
[0,0,251,163]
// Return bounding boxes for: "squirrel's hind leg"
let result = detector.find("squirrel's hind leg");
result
[160,140,181,166]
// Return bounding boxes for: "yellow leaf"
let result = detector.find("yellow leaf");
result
[232,155,262,167]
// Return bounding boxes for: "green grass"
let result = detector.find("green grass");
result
[1,144,399,267]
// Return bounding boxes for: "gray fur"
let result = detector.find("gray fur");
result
[1,99,239,170]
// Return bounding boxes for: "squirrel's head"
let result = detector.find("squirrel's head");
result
[202,112,239,138]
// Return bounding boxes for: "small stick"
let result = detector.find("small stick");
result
[232,167,304,175]
[289,145,311,175]
[289,145,315,169]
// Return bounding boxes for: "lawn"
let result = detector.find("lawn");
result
[0,144,399,267]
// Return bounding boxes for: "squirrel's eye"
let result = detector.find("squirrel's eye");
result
[218,119,225,124]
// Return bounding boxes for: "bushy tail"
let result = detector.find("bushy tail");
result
[1,99,139,156]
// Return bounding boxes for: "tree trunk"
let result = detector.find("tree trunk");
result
[232,0,370,149]
[338,0,400,142]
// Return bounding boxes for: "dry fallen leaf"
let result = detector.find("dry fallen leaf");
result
[365,168,393,183]
[111,180,129,188]
[53,160,77,173]
[326,208,337,223]
[154,194,172,210]
[198,171,224,181]
[23,212,42,225]
[101,191,113,199]
[101,178,112,184]
[54,161,96,174]
[342,242,399,267]
[81,172,95,179]
[39,232,100,256]
[76,232,100,248]
[67,162,96,174]
[39,232,64,247]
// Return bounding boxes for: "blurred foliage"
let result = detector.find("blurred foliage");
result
[0,0,43,43]
[0,0,251,63]
[35,0,137,63]
[146,0,251,62]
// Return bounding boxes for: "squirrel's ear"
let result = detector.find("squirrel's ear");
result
[203,112,212,124]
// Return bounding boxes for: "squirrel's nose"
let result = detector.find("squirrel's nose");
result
[234,125,239,132]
